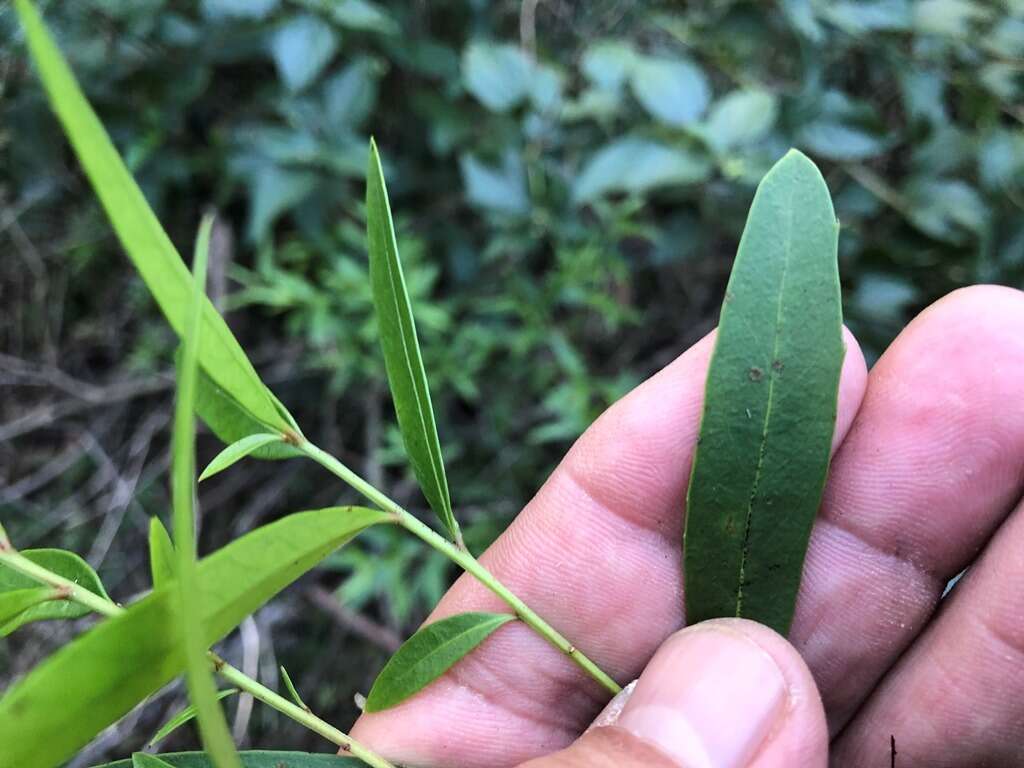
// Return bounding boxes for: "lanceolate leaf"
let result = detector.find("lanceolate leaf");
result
[364,611,515,712]
[0,548,109,635]
[280,665,309,711]
[0,588,55,629]
[149,517,176,589]
[149,689,240,747]
[174,214,241,768]
[366,140,459,543]
[199,434,286,481]
[14,0,291,437]
[0,506,390,768]
[683,150,844,634]
[91,752,363,768]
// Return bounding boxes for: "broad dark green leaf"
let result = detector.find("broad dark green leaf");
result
[0,506,390,768]
[0,548,109,635]
[364,612,515,712]
[149,517,176,589]
[149,689,240,747]
[14,0,291,437]
[0,588,54,629]
[199,434,286,481]
[92,752,364,768]
[683,150,843,634]
[366,140,459,543]
[174,214,241,768]
[133,755,177,768]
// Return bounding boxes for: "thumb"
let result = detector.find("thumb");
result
[519,619,828,768]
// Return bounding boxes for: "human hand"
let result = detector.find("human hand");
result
[351,285,1024,767]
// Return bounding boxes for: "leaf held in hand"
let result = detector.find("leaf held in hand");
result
[366,139,459,543]
[91,752,361,768]
[149,689,240,747]
[14,0,291,437]
[0,506,390,768]
[0,549,109,635]
[683,149,844,635]
[199,433,286,481]
[364,611,515,712]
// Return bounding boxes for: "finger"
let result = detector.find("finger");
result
[351,327,868,767]
[787,285,1024,731]
[519,620,827,768]
[831,493,1024,766]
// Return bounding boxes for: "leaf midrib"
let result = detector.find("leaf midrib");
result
[735,186,795,615]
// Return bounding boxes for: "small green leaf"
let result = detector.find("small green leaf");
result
[683,150,844,634]
[149,517,176,589]
[0,548,109,635]
[0,506,390,768]
[14,0,291,437]
[573,137,711,203]
[133,755,177,768]
[174,214,242,768]
[199,434,286,481]
[366,140,459,543]
[0,588,55,629]
[149,689,240,747]
[90,752,361,768]
[280,665,309,711]
[629,55,710,127]
[364,612,515,712]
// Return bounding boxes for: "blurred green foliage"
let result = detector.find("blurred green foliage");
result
[1,0,1022,754]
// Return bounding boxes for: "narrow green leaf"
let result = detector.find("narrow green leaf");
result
[279,665,309,711]
[364,611,515,712]
[149,689,240,747]
[133,755,177,768]
[199,434,286,482]
[683,150,844,634]
[366,140,459,543]
[149,517,176,589]
[193,370,301,460]
[0,548,109,635]
[0,587,55,628]
[174,214,242,768]
[14,0,291,436]
[90,752,363,768]
[0,506,390,768]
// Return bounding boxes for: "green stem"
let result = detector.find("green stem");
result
[0,544,396,768]
[298,441,623,696]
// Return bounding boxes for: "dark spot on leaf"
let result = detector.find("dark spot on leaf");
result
[748,366,763,382]
[772,359,784,373]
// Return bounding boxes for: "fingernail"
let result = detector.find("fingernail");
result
[586,679,637,732]
[614,626,787,768]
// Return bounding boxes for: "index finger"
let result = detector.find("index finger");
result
[350,327,868,768]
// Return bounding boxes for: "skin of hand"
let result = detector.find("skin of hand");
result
[350,285,1024,768]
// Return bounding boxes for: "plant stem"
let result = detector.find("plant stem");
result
[298,441,623,696]
[0,545,396,768]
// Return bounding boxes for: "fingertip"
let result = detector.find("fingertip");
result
[835,325,868,453]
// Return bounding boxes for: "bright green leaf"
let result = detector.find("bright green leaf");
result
[279,665,310,711]
[174,214,241,768]
[0,548,109,635]
[91,752,361,768]
[0,506,390,768]
[366,140,459,543]
[364,612,515,712]
[0,588,55,629]
[14,0,291,438]
[149,690,240,747]
[629,55,710,127]
[149,517,176,589]
[683,150,844,634]
[199,434,286,481]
